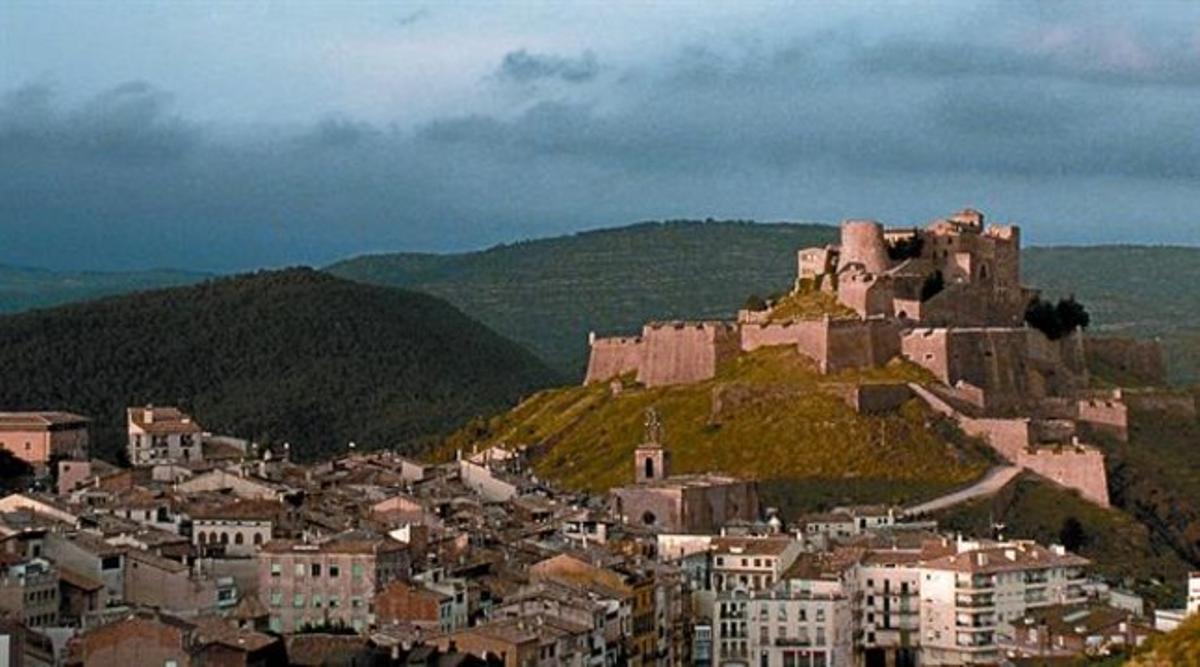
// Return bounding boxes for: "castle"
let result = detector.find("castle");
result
[586,209,1174,508]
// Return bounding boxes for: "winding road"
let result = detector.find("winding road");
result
[902,465,1022,517]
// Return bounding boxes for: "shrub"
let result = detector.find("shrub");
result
[1025,295,1090,340]
[887,235,924,261]
[744,294,768,312]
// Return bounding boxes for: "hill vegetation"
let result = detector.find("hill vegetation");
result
[0,269,558,461]
[327,222,1200,384]
[442,345,994,514]
[936,475,1193,608]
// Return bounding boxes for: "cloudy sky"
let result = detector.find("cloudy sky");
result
[3,1,1199,271]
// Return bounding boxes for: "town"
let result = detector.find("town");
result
[0,211,1195,667]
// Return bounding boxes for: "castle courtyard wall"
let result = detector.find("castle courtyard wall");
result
[584,335,643,384]
[1085,336,1167,386]
[1017,446,1110,507]
[638,322,739,387]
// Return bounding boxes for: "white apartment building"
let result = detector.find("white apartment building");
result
[1188,571,1199,615]
[127,406,203,466]
[917,539,1089,666]
[712,551,858,667]
[711,536,803,594]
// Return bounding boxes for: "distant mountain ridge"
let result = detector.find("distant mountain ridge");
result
[0,268,559,461]
[0,264,209,314]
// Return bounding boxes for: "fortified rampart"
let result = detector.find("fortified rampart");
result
[584,333,644,385]
[907,383,1110,507]
[1016,444,1110,507]
[1085,336,1167,386]
[638,321,740,387]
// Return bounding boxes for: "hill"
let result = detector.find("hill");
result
[0,264,208,314]
[327,222,1200,384]
[327,221,839,377]
[442,345,996,515]
[0,269,559,461]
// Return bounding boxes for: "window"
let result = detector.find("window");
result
[328,595,340,608]
[311,563,321,577]
[270,591,282,606]
[351,564,364,579]
[295,563,306,577]
[329,565,340,578]
[234,533,244,545]
[312,595,322,608]
[270,563,281,577]
[101,556,120,570]
[351,596,363,608]
[269,617,282,633]
[293,594,305,608]
[254,533,263,545]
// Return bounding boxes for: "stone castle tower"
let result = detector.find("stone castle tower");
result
[635,408,670,483]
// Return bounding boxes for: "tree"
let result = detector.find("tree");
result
[743,294,768,312]
[887,235,924,261]
[1025,296,1091,340]
[1059,516,1087,552]
[0,450,33,493]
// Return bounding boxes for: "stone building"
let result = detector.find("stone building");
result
[257,530,409,634]
[127,406,203,467]
[610,411,759,534]
[0,411,89,465]
[190,499,283,557]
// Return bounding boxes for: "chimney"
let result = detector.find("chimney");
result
[144,407,155,424]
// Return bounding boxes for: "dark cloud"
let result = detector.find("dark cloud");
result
[496,49,600,84]
[1,81,197,164]
[4,14,1200,272]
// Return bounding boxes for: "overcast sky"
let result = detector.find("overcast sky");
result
[3,1,1199,271]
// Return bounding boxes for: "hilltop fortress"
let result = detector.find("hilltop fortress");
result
[586,209,1177,508]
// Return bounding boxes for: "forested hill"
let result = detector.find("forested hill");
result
[327,221,1200,383]
[0,268,559,461]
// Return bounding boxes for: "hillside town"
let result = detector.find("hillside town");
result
[0,402,1194,667]
[0,211,1194,667]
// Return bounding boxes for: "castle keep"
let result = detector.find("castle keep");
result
[586,208,1168,507]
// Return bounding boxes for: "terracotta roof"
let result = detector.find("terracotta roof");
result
[192,616,278,652]
[0,411,89,430]
[920,542,1089,574]
[189,499,283,521]
[126,548,189,574]
[712,536,795,557]
[127,407,202,435]
[56,566,104,591]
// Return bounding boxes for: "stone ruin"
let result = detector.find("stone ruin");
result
[584,208,1175,507]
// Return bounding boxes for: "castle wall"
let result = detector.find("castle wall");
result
[1076,396,1129,442]
[838,220,890,274]
[1122,390,1197,419]
[824,319,901,373]
[837,273,894,318]
[958,417,1032,461]
[638,321,739,387]
[851,383,912,414]
[740,320,827,354]
[1017,446,1110,507]
[1085,336,1167,386]
[584,335,643,385]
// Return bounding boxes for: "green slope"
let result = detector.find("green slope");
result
[0,265,209,313]
[327,221,839,377]
[0,269,559,461]
[328,222,1200,384]
[441,346,994,511]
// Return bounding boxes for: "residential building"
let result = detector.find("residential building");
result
[917,539,1089,666]
[126,406,203,467]
[258,530,409,634]
[0,411,89,465]
[0,555,59,628]
[190,499,282,557]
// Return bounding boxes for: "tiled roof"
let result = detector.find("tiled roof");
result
[0,411,89,430]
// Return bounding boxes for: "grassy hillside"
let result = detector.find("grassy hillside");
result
[443,346,994,513]
[0,269,558,461]
[0,265,208,313]
[328,221,839,376]
[936,475,1193,608]
[328,222,1200,384]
